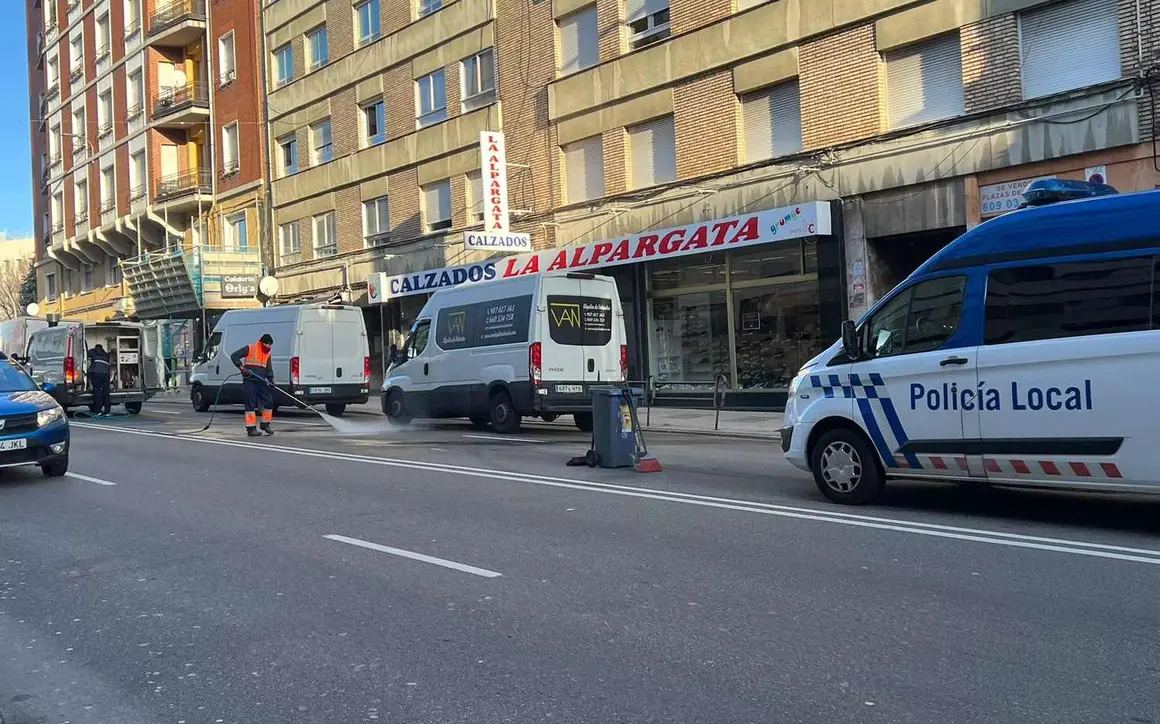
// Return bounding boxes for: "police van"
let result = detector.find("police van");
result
[783,180,1160,504]
[383,271,627,433]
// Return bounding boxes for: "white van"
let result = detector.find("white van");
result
[382,271,627,433]
[190,304,370,415]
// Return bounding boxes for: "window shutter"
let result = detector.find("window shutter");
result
[425,181,450,222]
[629,116,676,189]
[742,90,774,162]
[886,32,964,129]
[626,0,666,21]
[1020,0,1120,100]
[564,136,604,203]
[559,7,597,75]
[769,81,802,156]
[468,171,483,217]
[737,0,767,9]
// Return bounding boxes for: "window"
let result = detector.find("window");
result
[69,34,83,77]
[222,123,239,175]
[226,213,248,250]
[626,0,670,49]
[361,99,385,146]
[356,0,381,46]
[45,0,58,31]
[51,191,64,229]
[279,222,301,258]
[71,107,85,152]
[218,32,236,85]
[47,57,59,90]
[558,6,598,75]
[128,70,144,117]
[416,69,447,127]
[737,0,767,9]
[466,170,484,223]
[278,135,298,176]
[124,0,140,35]
[422,180,452,232]
[46,273,57,301]
[461,48,496,110]
[865,275,966,358]
[310,119,333,165]
[307,26,328,70]
[100,166,114,210]
[562,135,605,203]
[96,14,110,58]
[98,91,113,136]
[363,196,390,246]
[49,125,61,161]
[885,32,963,129]
[418,0,442,17]
[984,258,1152,346]
[63,269,74,296]
[105,255,121,287]
[1019,0,1120,100]
[82,264,94,292]
[74,178,89,223]
[402,319,431,359]
[273,44,293,86]
[627,115,676,189]
[130,151,145,199]
[741,81,802,162]
[312,212,337,258]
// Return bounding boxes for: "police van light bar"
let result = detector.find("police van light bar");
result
[1020,178,1118,207]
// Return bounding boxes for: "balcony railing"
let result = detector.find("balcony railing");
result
[95,44,110,61]
[130,184,146,201]
[52,221,63,234]
[156,168,211,200]
[46,84,59,100]
[100,197,115,212]
[148,0,207,37]
[127,102,143,120]
[220,160,239,178]
[152,82,209,119]
[75,209,88,225]
[69,65,83,82]
[99,121,113,138]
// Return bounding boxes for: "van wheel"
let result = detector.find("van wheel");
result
[325,403,346,417]
[191,385,210,412]
[573,412,593,433]
[124,402,143,415]
[385,390,410,425]
[489,391,521,434]
[469,415,491,430]
[810,428,885,505]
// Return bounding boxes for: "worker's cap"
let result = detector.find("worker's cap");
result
[259,334,274,345]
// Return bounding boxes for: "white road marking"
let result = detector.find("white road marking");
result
[146,409,182,415]
[65,472,116,486]
[72,423,1160,566]
[462,434,550,444]
[323,534,502,578]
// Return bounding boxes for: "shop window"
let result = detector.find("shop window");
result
[730,241,815,283]
[649,292,729,384]
[733,282,826,390]
[741,81,802,162]
[628,115,676,189]
[557,6,597,76]
[1019,0,1119,100]
[650,253,727,292]
[885,32,963,129]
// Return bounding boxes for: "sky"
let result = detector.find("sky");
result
[0,4,32,239]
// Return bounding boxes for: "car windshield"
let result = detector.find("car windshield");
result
[0,360,40,392]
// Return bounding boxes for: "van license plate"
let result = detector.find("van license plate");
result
[309,386,332,394]
[555,385,583,394]
[0,439,27,451]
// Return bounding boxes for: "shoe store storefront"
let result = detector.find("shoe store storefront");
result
[368,200,844,409]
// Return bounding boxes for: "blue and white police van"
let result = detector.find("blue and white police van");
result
[782,180,1160,504]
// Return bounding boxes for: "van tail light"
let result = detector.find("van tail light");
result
[529,342,542,385]
[363,356,371,384]
[64,355,75,385]
[290,356,300,386]
[620,345,628,381]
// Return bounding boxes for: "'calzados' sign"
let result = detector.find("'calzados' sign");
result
[368,201,831,301]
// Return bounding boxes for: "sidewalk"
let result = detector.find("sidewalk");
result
[147,387,782,440]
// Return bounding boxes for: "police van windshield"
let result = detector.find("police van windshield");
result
[0,360,41,393]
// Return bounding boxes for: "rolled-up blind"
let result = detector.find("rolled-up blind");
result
[1020,0,1120,100]
[625,0,668,21]
[558,6,598,75]
[629,116,676,189]
[564,135,605,203]
[885,32,963,129]
[742,80,802,162]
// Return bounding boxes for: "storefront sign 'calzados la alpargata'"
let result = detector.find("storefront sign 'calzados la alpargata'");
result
[369,201,831,301]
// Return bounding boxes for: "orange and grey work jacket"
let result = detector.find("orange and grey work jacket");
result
[230,343,273,381]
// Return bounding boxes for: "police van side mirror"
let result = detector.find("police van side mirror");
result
[841,320,860,360]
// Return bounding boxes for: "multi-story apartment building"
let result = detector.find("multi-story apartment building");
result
[26,0,266,328]
[266,0,1159,405]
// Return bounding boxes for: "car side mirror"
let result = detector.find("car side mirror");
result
[41,381,57,394]
[841,320,860,360]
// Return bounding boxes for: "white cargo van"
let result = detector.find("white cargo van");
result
[382,271,628,433]
[190,304,370,415]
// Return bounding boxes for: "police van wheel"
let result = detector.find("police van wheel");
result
[490,391,522,434]
[191,385,210,412]
[385,391,411,425]
[810,428,885,505]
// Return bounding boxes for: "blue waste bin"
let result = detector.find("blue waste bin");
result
[590,386,643,468]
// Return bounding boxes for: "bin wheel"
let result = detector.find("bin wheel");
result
[585,449,599,468]
[573,412,593,433]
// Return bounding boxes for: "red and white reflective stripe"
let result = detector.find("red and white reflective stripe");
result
[984,458,1123,479]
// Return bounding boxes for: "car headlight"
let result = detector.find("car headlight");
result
[37,406,64,427]
[788,373,804,397]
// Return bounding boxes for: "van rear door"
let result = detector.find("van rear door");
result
[541,274,620,388]
[330,307,367,389]
[297,308,335,391]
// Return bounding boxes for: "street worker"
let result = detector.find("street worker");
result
[230,333,275,437]
[88,344,112,416]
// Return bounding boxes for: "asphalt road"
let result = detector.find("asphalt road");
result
[0,403,1158,723]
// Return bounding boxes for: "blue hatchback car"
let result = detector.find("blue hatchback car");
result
[0,356,69,477]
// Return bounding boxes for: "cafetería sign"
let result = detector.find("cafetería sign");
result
[367,200,831,301]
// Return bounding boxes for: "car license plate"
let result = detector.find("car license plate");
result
[555,384,583,394]
[309,386,332,394]
[0,438,28,451]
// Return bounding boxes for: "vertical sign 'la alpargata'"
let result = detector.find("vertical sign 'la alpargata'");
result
[482,132,509,233]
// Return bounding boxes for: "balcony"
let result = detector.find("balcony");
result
[152,82,210,125]
[147,0,207,47]
[100,196,115,213]
[155,168,211,208]
[45,84,59,101]
[69,65,83,83]
[75,209,88,227]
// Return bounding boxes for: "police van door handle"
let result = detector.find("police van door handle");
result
[940,356,969,367]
